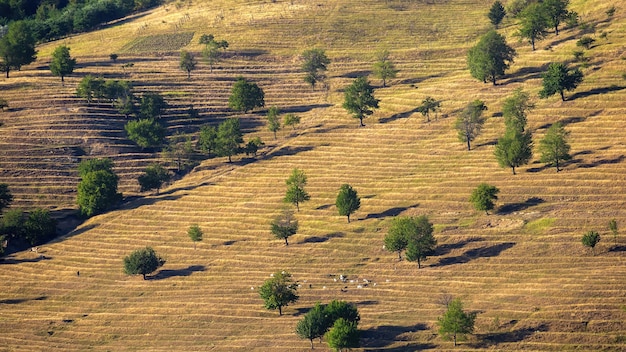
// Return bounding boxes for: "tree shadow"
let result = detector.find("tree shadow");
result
[505,63,551,84]
[569,85,626,101]
[398,72,447,85]
[292,307,311,317]
[119,194,184,211]
[150,265,206,280]
[497,197,545,215]
[434,237,484,256]
[300,232,345,244]
[316,204,333,210]
[476,139,497,148]
[609,245,626,252]
[379,108,419,124]
[282,104,332,114]
[361,323,429,348]
[0,255,53,265]
[432,242,515,267]
[265,146,315,159]
[223,240,237,246]
[158,181,214,196]
[341,70,372,78]
[576,155,624,169]
[363,204,419,220]
[475,323,549,347]
[537,116,587,130]
[0,296,47,305]
[526,161,551,173]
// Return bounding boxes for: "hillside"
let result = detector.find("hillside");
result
[1,0,626,351]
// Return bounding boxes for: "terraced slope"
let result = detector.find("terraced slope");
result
[1,0,626,351]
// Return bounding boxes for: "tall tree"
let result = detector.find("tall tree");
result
[124,118,166,149]
[372,49,398,87]
[187,224,203,250]
[455,100,487,151]
[283,113,301,131]
[470,183,499,214]
[539,122,571,172]
[202,41,221,73]
[542,0,570,35]
[0,21,37,78]
[518,3,550,50]
[198,125,218,156]
[0,183,13,214]
[467,30,516,85]
[325,318,360,352]
[139,92,168,119]
[270,208,298,246]
[438,298,477,346]
[582,230,600,255]
[49,45,76,84]
[76,75,105,104]
[342,76,380,127]
[215,118,244,162]
[123,247,165,280]
[502,88,534,133]
[267,106,281,139]
[494,129,533,175]
[164,132,194,172]
[228,77,265,113]
[539,62,583,101]
[296,303,328,349]
[179,50,197,79]
[284,168,310,211]
[301,48,330,89]
[324,300,360,326]
[258,270,299,316]
[335,184,360,223]
[77,159,121,217]
[488,0,506,28]
[137,164,171,194]
[23,208,57,246]
[404,215,437,269]
[416,96,442,122]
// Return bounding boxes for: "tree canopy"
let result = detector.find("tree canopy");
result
[188,224,203,250]
[295,302,328,349]
[0,21,37,78]
[267,106,281,139]
[0,183,13,214]
[123,247,165,280]
[416,96,442,122]
[179,50,197,79]
[76,159,121,217]
[539,62,583,101]
[283,113,301,131]
[49,45,76,83]
[518,3,550,50]
[494,129,533,175]
[215,118,244,162]
[455,100,487,151]
[384,215,436,267]
[372,50,398,87]
[258,270,299,315]
[469,183,499,214]
[124,118,166,149]
[438,298,477,346]
[539,122,571,172]
[488,0,506,28]
[302,48,330,89]
[542,0,570,35]
[138,164,171,194]
[582,230,600,255]
[342,76,380,127]
[139,92,168,119]
[228,77,265,113]
[335,184,360,223]
[270,208,298,246]
[198,125,218,156]
[503,88,534,133]
[325,318,360,352]
[284,168,311,211]
[467,30,516,85]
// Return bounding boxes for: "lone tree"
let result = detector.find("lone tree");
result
[244,136,264,157]
[342,76,380,127]
[77,158,121,217]
[0,21,37,78]
[124,119,166,149]
[123,247,165,280]
[139,92,168,119]
[609,219,618,244]
[267,106,281,139]
[416,97,442,122]
[539,62,583,101]
[455,100,487,151]
[284,168,311,212]
[438,298,477,347]
[228,77,265,113]
[258,270,299,316]
[582,230,600,255]
[187,224,203,250]
[503,88,534,133]
[372,49,398,87]
[539,122,571,172]
[49,45,76,84]
[270,208,298,246]
[494,129,533,175]
[518,3,550,50]
[0,183,13,214]
[470,183,499,214]
[488,0,506,28]
[543,0,570,35]
[576,36,595,50]
[283,113,301,131]
[200,34,228,73]
[216,118,244,162]
[325,318,360,352]
[138,164,171,194]
[467,30,516,85]
[301,48,330,89]
[179,50,197,79]
[296,302,328,349]
[384,215,436,267]
[335,184,360,223]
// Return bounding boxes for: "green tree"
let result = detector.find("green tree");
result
[77,168,121,217]
[372,50,398,87]
[0,183,13,214]
[542,0,570,35]
[110,53,118,62]
[270,208,298,246]
[488,0,506,28]
[302,48,330,89]
[76,75,105,104]
[216,118,244,162]
[539,62,583,101]
[582,230,600,255]
[455,100,487,151]
[325,318,359,352]
[494,129,533,175]
[416,96,442,122]
[78,158,114,177]
[188,224,203,250]
[470,183,499,214]
[202,41,220,73]
[228,77,265,113]
[324,300,360,325]
[335,184,360,223]
[244,136,264,157]
[198,125,218,156]
[518,3,550,50]
[609,219,618,244]
[438,298,477,346]
[384,218,410,260]
[267,106,281,139]
[467,30,516,85]
[404,215,437,269]
[342,76,380,127]
[0,21,37,78]
[179,50,197,79]
[0,97,8,111]
[124,119,166,149]
[503,88,534,133]
[23,208,57,246]
[296,302,328,349]
[283,113,301,131]
[576,36,595,50]
[258,270,299,315]
[164,132,194,172]
[139,92,167,119]
[138,164,171,194]
[49,45,76,84]
[284,168,310,212]
[123,247,165,280]
[539,122,571,172]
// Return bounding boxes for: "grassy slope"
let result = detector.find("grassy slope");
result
[1,0,626,350]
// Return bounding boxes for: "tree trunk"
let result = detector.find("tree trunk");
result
[466,138,471,151]
[187,70,191,79]
[555,158,560,172]
[284,237,289,246]
[142,273,146,280]
[512,166,516,175]
[382,79,386,88]
[555,25,559,35]
[453,333,457,346]
[359,117,365,127]
[274,131,277,139]
[560,90,566,101]
[278,305,282,316]
[531,38,536,51]
[310,339,314,349]
[397,251,402,261]
[347,214,350,223]
[295,200,299,212]
[417,257,421,269]
[228,154,232,163]
[5,69,9,78]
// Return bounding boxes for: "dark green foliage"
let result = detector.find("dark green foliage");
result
[372,50,398,87]
[518,3,549,50]
[139,92,167,119]
[283,113,301,131]
[325,318,360,352]
[23,208,57,246]
[76,75,104,104]
[455,100,487,151]
[467,30,516,85]
[488,0,506,28]
[324,300,360,325]
[416,96,442,122]
[202,41,220,73]
[49,45,75,83]
[342,76,380,127]
[123,247,165,280]
[0,183,13,213]
[609,219,618,244]
[502,88,534,133]
[138,164,171,194]
[506,0,531,18]
[258,270,299,315]
[582,231,600,255]
[470,183,499,214]
[606,6,616,18]
[124,118,166,149]
[164,132,194,172]
[2,208,24,237]
[335,184,360,223]
[270,208,298,246]
[267,106,281,139]
[438,298,477,346]
[110,53,118,62]
[494,129,533,175]
[0,21,37,78]
[77,166,121,218]
[198,125,218,156]
[384,215,436,267]
[187,224,203,250]
[539,62,583,101]
[295,302,328,349]
[179,50,197,79]
[301,48,330,89]
[539,122,571,172]
[284,168,310,211]
[78,158,114,177]
[542,0,570,35]
[244,137,264,157]
[576,36,595,49]
[228,77,265,113]
[215,118,244,162]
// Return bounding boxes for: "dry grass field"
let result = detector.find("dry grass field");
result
[1,0,626,350]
